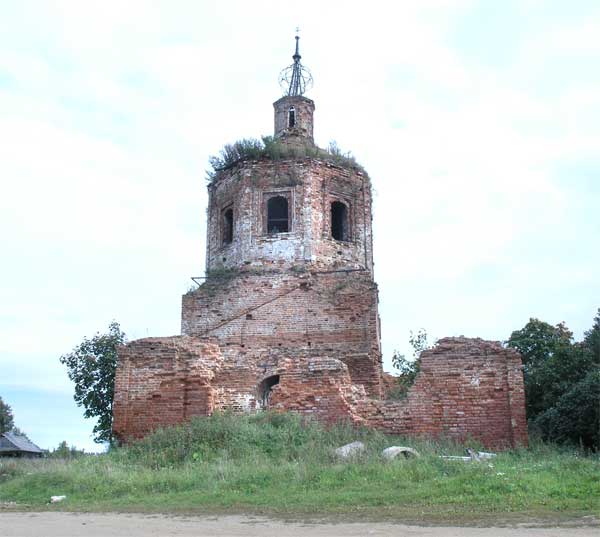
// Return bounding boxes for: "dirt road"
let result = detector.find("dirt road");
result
[0,513,597,537]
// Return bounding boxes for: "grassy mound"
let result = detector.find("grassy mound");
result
[1,412,598,520]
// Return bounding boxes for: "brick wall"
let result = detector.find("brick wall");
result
[205,158,373,273]
[269,356,369,426]
[112,337,222,441]
[113,335,527,449]
[366,338,528,448]
[273,95,315,141]
[182,269,383,398]
[112,95,527,449]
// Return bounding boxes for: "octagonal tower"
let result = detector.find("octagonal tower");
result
[203,120,374,274]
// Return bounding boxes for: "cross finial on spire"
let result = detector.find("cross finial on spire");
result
[294,27,301,58]
[279,31,313,97]
[293,33,300,60]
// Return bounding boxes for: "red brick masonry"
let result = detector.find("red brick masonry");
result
[112,96,528,449]
[113,336,527,449]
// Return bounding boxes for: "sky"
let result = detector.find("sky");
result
[1,0,599,453]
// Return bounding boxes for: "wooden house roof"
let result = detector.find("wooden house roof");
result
[0,432,43,455]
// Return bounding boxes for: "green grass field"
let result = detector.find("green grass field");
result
[1,413,598,522]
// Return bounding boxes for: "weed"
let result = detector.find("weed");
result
[206,137,366,184]
[0,412,598,519]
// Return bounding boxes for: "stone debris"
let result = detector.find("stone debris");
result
[335,441,365,459]
[441,449,497,463]
[382,446,420,460]
[466,448,497,461]
[440,455,472,462]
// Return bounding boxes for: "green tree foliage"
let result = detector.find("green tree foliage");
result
[0,396,14,434]
[49,440,85,459]
[584,309,600,361]
[507,318,574,420]
[507,310,600,449]
[390,329,432,398]
[60,321,126,443]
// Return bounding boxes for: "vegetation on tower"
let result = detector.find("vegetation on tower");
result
[206,136,366,183]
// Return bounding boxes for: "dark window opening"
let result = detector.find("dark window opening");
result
[288,107,296,128]
[222,207,233,244]
[267,195,289,233]
[331,201,349,241]
[258,375,280,409]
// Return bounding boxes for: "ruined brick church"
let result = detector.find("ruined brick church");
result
[112,37,528,449]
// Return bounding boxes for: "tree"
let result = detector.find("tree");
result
[60,321,126,443]
[507,318,574,420]
[534,369,599,449]
[0,396,14,434]
[390,329,433,398]
[507,311,600,449]
[50,440,85,459]
[583,309,600,362]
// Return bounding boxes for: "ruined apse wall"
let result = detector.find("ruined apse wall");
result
[113,336,527,448]
[112,337,223,440]
[256,337,528,449]
[368,338,529,448]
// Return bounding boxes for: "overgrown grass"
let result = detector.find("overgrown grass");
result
[206,137,366,183]
[1,413,598,521]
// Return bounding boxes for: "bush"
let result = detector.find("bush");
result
[533,369,600,448]
[507,309,600,450]
[48,441,86,459]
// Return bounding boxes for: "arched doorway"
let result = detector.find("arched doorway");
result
[257,375,280,409]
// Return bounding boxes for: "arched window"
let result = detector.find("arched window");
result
[288,107,296,128]
[222,207,233,245]
[258,375,280,409]
[267,196,289,233]
[331,201,349,241]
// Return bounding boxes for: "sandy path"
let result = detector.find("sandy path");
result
[0,513,598,537]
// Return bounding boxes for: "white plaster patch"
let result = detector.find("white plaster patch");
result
[308,357,345,372]
[232,392,255,411]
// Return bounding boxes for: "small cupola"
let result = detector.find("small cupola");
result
[274,34,315,142]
